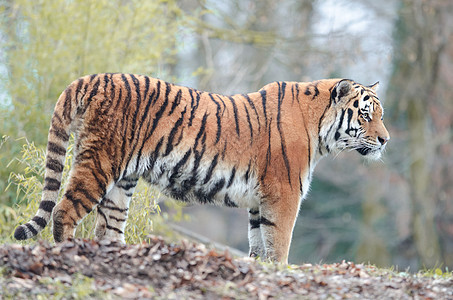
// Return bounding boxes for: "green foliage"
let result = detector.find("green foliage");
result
[0,0,199,206]
[4,139,187,244]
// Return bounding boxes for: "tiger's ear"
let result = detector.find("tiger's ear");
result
[368,81,379,92]
[331,79,353,104]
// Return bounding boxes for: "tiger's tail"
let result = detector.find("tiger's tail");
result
[14,77,85,240]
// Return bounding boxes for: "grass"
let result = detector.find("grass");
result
[0,270,111,300]
[2,139,187,245]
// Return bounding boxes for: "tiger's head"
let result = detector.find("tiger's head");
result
[322,79,390,160]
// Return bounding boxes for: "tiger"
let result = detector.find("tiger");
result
[14,73,390,263]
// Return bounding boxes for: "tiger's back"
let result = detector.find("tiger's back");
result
[14,73,389,264]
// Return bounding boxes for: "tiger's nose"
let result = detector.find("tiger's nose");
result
[378,136,389,145]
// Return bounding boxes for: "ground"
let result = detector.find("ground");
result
[0,237,452,299]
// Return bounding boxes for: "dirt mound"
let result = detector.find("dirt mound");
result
[1,237,452,299]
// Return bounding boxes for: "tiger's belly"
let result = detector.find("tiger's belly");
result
[134,152,260,209]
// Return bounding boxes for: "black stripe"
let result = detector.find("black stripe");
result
[261,117,272,182]
[48,142,66,156]
[134,77,156,172]
[148,136,164,173]
[260,217,276,227]
[193,112,208,150]
[147,82,170,139]
[74,185,99,205]
[50,127,69,142]
[221,140,227,160]
[188,89,201,126]
[46,158,64,173]
[106,225,123,234]
[51,114,69,141]
[180,143,206,193]
[90,153,108,194]
[143,76,150,102]
[250,216,276,229]
[303,120,311,170]
[53,111,63,124]
[209,179,226,198]
[195,178,225,204]
[169,89,182,115]
[244,160,252,183]
[168,148,192,187]
[215,95,228,115]
[227,166,236,188]
[295,83,301,104]
[14,226,26,240]
[100,203,128,213]
[318,100,332,154]
[243,94,261,133]
[312,82,319,99]
[109,215,126,222]
[129,74,142,146]
[277,82,292,187]
[89,74,98,82]
[25,223,38,235]
[63,88,72,121]
[86,77,101,107]
[331,87,337,103]
[224,194,237,207]
[39,200,55,212]
[118,182,137,191]
[203,154,219,184]
[164,106,187,156]
[347,108,354,127]
[151,80,162,106]
[44,178,61,191]
[304,86,311,96]
[102,73,109,91]
[345,109,356,136]
[97,206,108,223]
[260,89,268,127]
[119,75,133,171]
[228,96,240,137]
[334,109,346,141]
[209,94,222,145]
[299,173,303,195]
[65,190,90,217]
[243,103,253,145]
[249,219,260,229]
[249,209,259,215]
[32,216,47,228]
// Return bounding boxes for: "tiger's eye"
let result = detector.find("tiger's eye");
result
[362,113,371,122]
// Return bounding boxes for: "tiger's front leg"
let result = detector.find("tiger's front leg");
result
[259,187,301,264]
[248,208,264,258]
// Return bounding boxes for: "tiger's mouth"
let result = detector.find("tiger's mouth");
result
[356,145,383,160]
[356,147,372,156]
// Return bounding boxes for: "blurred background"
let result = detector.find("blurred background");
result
[0,0,452,271]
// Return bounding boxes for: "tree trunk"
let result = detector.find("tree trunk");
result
[386,0,448,268]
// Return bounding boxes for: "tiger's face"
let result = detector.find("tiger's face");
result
[329,79,390,160]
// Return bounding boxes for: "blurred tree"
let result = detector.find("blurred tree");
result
[387,0,453,268]
[0,0,196,204]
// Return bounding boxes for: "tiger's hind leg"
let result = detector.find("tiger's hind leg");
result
[248,208,265,258]
[95,176,138,243]
[52,162,114,242]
